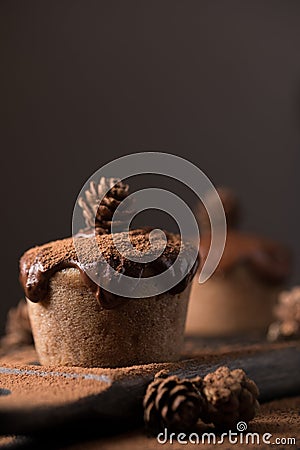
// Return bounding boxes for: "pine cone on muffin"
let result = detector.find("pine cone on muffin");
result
[201,366,260,430]
[143,371,206,434]
[267,286,300,341]
[78,177,133,234]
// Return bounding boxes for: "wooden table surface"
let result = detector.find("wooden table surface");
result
[0,337,299,449]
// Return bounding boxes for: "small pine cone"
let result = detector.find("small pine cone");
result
[274,287,300,323]
[1,299,33,350]
[201,366,259,430]
[143,373,205,434]
[267,320,300,342]
[78,177,133,234]
[267,287,300,342]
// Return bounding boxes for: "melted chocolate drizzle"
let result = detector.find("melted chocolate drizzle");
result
[199,231,292,284]
[19,229,199,309]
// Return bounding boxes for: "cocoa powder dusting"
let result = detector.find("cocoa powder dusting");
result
[19,228,198,308]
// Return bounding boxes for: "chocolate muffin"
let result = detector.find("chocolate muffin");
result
[19,179,198,367]
[185,187,292,337]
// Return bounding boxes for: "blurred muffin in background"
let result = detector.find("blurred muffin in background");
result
[185,187,292,337]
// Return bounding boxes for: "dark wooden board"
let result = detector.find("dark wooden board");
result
[0,344,299,437]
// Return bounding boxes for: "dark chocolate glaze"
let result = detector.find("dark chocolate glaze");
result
[19,229,199,309]
[199,231,292,284]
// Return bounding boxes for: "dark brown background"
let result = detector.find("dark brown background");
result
[1,1,300,333]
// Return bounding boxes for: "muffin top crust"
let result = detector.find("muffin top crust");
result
[20,228,199,308]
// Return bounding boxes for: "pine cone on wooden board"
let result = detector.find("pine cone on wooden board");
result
[201,366,260,430]
[143,371,206,434]
[78,177,134,234]
[268,286,300,341]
